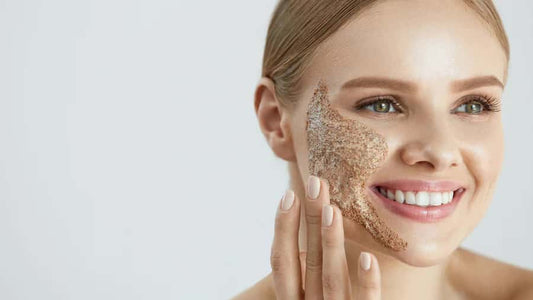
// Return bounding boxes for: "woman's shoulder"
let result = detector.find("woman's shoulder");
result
[230,272,275,300]
[451,246,533,299]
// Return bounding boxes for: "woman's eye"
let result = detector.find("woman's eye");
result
[361,99,397,113]
[455,101,484,114]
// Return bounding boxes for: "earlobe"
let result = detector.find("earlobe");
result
[254,77,297,162]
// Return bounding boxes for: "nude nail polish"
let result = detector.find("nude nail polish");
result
[360,252,371,271]
[322,205,333,226]
[281,190,295,211]
[307,175,320,200]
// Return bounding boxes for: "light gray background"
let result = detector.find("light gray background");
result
[0,0,531,299]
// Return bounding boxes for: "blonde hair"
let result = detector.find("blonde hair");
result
[262,0,510,107]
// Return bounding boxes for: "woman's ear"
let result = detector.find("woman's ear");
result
[254,77,297,162]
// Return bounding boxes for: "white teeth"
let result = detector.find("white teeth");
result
[442,193,448,204]
[405,191,416,204]
[395,190,405,204]
[444,191,455,204]
[378,187,457,207]
[415,191,429,206]
[429,192,442,206]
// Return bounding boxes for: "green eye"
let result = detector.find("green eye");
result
[363,99,397,113]
[456,101,484,114]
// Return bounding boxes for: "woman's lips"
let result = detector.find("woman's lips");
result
[369,185,466,223]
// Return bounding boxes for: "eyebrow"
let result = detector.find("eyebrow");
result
[340,75,504,93]
[450,75,504,92]
[341,77,417,93]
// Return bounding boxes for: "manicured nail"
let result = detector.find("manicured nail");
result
[281,190,295,211]
[322,205,333,226]
[360,252,371,271]
[307,175,320,200]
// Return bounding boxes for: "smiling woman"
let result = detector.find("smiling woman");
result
[234,0,533,299]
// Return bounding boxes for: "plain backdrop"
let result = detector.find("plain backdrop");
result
[0,0,531,299]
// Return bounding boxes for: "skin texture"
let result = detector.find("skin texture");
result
[306,80,408,251]
[242,0,533,298]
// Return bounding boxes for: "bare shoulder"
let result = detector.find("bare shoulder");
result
[230,273,276,300]
[450,247,533,299]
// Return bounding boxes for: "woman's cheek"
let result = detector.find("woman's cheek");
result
[461,122,504,213]
[306,80,408,252]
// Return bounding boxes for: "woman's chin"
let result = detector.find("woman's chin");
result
[387,243,456,267]
[369,238,457,267]
[344,220,458,268]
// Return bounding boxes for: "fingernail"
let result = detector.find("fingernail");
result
[307,175,320,200]
[359,252,371,271]
[322,205,333,226]
[281,190,295,211]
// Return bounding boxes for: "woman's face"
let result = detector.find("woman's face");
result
[289,0,507,266]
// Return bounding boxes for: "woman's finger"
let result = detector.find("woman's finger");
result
[303,176,330,299]
[270,189,304,299]
[321,205,352,299]
[356,252,382,300]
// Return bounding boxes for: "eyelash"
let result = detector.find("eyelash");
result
[354,94,502,114]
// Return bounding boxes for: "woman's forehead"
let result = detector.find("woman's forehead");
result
[302,0,507,92]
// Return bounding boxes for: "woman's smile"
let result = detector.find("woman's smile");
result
[368,179,467,223]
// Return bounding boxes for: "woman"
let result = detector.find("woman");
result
[235,0,533,299]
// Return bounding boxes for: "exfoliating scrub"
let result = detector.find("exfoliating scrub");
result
[306,80,407,251]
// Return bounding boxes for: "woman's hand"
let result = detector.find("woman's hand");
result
[271,175,382,299]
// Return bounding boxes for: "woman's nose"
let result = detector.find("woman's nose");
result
[399,121,461,172]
